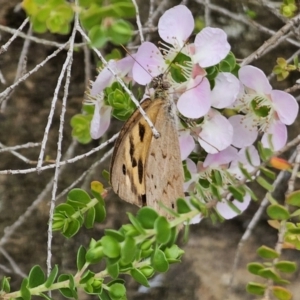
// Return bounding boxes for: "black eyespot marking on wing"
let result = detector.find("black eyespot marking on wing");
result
[129,136,134,159]
[171,203,175,209]
[132,157,137,167]
[138,122,145,142]
[141,194,147,206]
[138,159,143,184]
[122,164,126,175]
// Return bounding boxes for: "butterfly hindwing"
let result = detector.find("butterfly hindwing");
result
[110,98,162,206]
[145,98,184,212]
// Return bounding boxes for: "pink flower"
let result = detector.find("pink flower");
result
[231,65,298,150]
[91,56,135,95]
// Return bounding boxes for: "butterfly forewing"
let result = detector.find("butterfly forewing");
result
[110,98,162,206]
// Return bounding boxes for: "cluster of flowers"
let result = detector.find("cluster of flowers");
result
[89,5,298,221]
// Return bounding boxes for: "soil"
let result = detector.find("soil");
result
[0,1,300,300]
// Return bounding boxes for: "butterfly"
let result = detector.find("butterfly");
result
[110,75,184,216]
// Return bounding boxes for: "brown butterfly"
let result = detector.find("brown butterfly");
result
[110,75,184,216]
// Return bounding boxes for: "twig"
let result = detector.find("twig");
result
[0,24,86,49]
[46,9,79,279]
[242,14,300,66]
[0,133,118,175]
[0,18,29,54]
[0,142,41,153]
[0,140,77,247]
[1,25,32,112]
[0,42,68,104]
[131,0,144,42]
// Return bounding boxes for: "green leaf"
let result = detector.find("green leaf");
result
[28,265,45,288]
[63,218,81,238]
[107,263,119,279]
[246,282,266,296]
[287,227,300,234]
[67,188,91,208]
[85,207,96,229]
[275,261,297,273]
[94,202,106,223]
[257,143,273,161]
[55,203,76,217]
[86,246,104,264]
[258,268,281,281]
[151,249,169,272]
[260,167,276,180]
[108,283,126,300]
[228,186,245,202]
[108,19,133,45]
[272,286,292,300]
[238,163,253,181]
[99,289,110,300]
[105,230,125,242]
[89,25,108,48]
[136,207,159,229]
[70,114,92,144]
[130,268,149,287]
[39,292,52,300]
[267,204,290,220]
[127,213,146,234]
[20,278,31,300]
[256,176,274,192]
[44,265,58,288]
[164,245,184,261]
[121,236,136,264]
[286,190,300,207]
[247,262,264,275]
[176,198,191,214]
[101,236,121,258]
[58,274,77,299]
[1,276,10,293]
[154,216,171,244]
[257,245,279,259]
[219,60,231,72]
[77,246,86,271]
[139,266,154,278]
[79,270,95,285]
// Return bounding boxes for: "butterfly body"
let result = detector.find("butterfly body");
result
[110,87,184,214]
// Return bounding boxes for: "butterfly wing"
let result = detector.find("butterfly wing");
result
[145,98,184,213]
[110,98,162,206]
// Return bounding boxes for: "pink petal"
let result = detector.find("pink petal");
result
[262,121,287,150]
[179,130,195,160]
[186,158,197,174]
[238,65,272,94]
[158,5,194,47]
[203,146,238,168]
[211,72,240,108]
[229,146,260,180]
[91,61,116,95]
[229,115,258,148]
[116,55,136,77]
[132,42,167,85]
[193,27,230,68]
[177,76,211,118]
[90,104,112,139]
[199,111,233,154]
[217,193,251,219]
[271,90,299,125]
